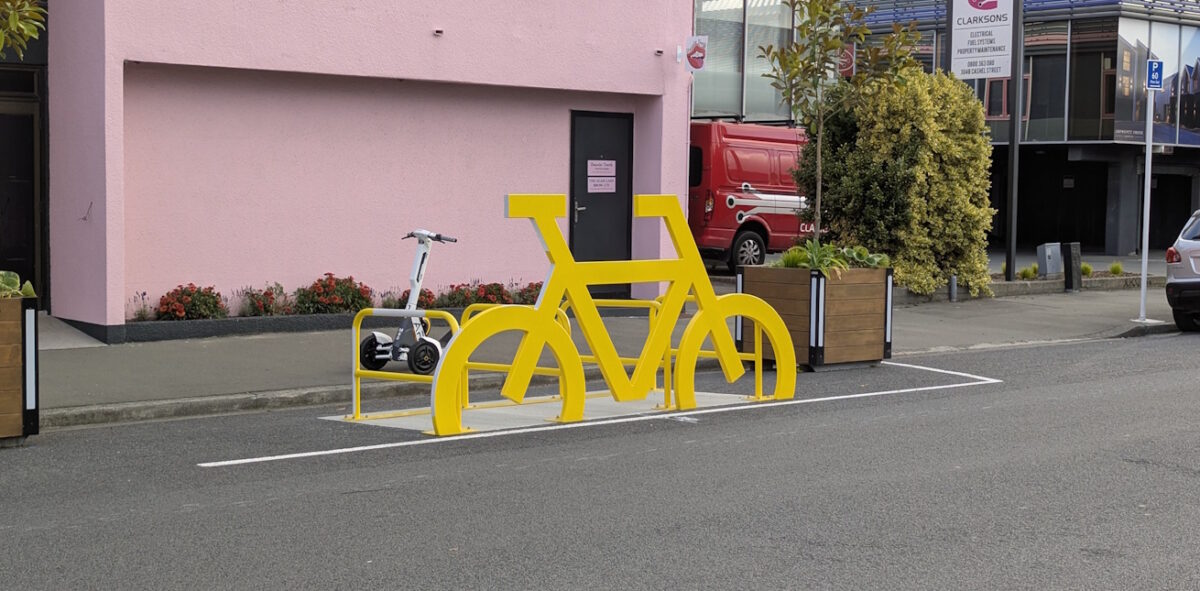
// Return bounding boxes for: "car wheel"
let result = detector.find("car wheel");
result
[1173,309,1200,332]
[728,230,766,272]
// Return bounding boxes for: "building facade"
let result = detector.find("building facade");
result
[691,0,1200,256]
[0,1,694,341]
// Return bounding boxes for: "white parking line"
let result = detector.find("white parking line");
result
[198,362,1001,468]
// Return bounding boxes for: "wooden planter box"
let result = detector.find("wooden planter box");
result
[1,298,38,441]
[737,266,893,368]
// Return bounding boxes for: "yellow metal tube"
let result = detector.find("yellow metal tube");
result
[754,322,763,401]
[354,369,434,383]
[350,307,462,421]
[465,361,565,377]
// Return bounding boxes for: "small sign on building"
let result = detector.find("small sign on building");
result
[1148,59,1164,90]
[685,35,708,73]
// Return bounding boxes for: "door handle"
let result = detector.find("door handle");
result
[574,204,587,223]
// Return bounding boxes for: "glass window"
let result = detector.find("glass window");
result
[744,0,792,121]
[694,0,745,118]
[1150,22,1180,144]
[987,80,1005,116]
[1181,212,1200,240]
[1069,18,1118,141]
[1179,26,1200,145]
[690,146,704,188]
[0,69,36,95]
[1024,21,1068,141]
[913,30,936,73]
[1114,18,1150,142]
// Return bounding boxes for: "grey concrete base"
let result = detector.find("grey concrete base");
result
[328,390,743,433]
[0,436,28,449]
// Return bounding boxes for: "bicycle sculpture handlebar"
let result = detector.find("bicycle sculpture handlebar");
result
[427,194,797,436]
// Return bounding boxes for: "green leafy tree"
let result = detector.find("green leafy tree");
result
[0,0,46,60]
[759,0,920,240]
[839,69,995,296]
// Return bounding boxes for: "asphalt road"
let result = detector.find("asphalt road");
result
[4,333,1200,589]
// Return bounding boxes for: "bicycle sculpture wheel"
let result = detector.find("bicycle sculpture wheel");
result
[428,194,796,436]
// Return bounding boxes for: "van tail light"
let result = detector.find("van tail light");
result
[1167,247,1181,263]
[703,191,714,222]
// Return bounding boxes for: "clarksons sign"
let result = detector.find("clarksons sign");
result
[951,0,1014,79]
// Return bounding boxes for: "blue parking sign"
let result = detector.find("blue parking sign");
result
[1148,60,1164,90]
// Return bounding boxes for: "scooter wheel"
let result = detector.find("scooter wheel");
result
[360,334,389,371]
[407,339,440,375]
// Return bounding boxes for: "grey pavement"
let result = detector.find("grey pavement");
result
[35,278,1176,425]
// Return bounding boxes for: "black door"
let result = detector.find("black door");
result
[570,111,633,299]
[0,112,36,286]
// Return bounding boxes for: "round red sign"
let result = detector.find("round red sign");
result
[687,40,707,70]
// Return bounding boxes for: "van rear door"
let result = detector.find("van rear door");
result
[771,150,800,245]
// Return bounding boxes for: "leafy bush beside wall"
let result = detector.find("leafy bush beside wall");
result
[797,69,995,297]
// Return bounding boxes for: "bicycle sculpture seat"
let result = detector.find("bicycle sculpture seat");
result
[428,193,796,435]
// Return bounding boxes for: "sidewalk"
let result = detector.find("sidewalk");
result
[35,283,1178,428]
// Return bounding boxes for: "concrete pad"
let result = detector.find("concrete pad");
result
[324,390,748,433]
[37,313,106,350]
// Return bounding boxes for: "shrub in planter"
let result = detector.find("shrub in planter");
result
[399,288,436,309]
[157,284,228,320]
[751,240,893,367]
[1109,261,1124,276]
[1,271,38,439]
[1,271,36,298]
[240,283,293,316]
[1081,262,1093,277]
[799,70,994,297]
[432,282,514,308]
[293,273,372,314]
[511,281,544,305]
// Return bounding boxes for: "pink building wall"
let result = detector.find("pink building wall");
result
[51,1,693,330]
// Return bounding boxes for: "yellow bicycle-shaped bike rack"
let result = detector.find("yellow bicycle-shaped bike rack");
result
[428,194,796,436]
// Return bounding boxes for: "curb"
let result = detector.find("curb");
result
[894,275,1167,306]
[40,359,724,430]
[1111,322,1180,339]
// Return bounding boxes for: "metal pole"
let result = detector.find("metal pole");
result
[1005,0,1023,282]
[1139,86,1154,322]
[944,0,953,73]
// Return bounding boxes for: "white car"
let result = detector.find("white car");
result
[1166,209,1200,331]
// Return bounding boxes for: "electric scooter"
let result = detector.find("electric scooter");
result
[360,229,456,374]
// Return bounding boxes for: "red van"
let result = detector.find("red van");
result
[688,121,810,271]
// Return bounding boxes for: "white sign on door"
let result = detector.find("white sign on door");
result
[587,177,616,193]
[587,160,616,176]
[951,0,1013,80]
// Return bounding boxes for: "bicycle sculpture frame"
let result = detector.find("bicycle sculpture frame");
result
[429,194,796,436]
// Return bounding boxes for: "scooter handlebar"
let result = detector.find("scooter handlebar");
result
[405,229,456,243]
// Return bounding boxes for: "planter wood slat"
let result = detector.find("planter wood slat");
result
[825,344,886,364]
[0,298,38,440]
[738,266,893,369]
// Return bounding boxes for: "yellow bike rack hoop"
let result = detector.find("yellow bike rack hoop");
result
[350,307,461,421]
